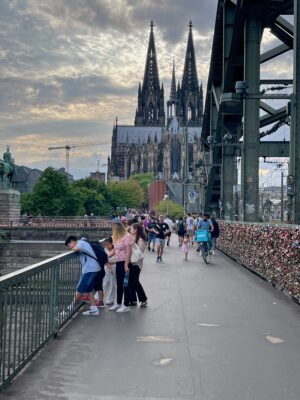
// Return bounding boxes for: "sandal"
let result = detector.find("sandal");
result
[140,301,148,308]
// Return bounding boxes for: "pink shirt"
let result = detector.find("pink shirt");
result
[114,234,134,262]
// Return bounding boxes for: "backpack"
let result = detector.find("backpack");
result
[82,240,108,270]
[178,220,185,232]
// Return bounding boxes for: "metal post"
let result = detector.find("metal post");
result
[281,170,284,222]
[289,0,300,223]
[241,9,261,221]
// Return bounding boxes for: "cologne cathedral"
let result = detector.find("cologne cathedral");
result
[108,21,203,182]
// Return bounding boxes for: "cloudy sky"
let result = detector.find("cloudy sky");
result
[0,0,292,181]
[0,0,218,178]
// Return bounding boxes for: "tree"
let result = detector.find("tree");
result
[72,177,110,215]
[155,199,184,219]
[129,173,154,207]
[22,167,81,216]
[108,180,144,209]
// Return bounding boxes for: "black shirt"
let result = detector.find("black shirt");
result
[154,223,169,239]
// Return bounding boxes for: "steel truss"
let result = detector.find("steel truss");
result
[202,0,298,221]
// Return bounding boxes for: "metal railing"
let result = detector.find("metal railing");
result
[0,251,82,390]
[0,216,112,228]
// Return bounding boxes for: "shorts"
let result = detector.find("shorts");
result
[165,232,171,237]
[148,233,156,242]
[155,238,165,247]
[187,229,194,236]
[77,272,98,293]
[93,269,106,291]
[177,231,185,238]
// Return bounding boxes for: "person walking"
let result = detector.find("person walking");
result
[181,233,189,260]
[164,215,174,246]
[152,215,170,263]
[103,236,117,306]
[185,213,195,245]
[129,222,148,307]
[109,221,134,313]
[210,216,220,254]
[176,216,186,246]
[64,235,100,316]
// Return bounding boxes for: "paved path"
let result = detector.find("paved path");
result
[2,237,300,400]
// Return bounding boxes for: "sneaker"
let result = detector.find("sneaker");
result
[105,301,114,306]
[82,308,99,316]
[116,305,130,313]
[109,304,121,311]
[156,257,160,263]
[95,301,105,308]
[159,256,162,262]
[81,295,89,302]
[140,301,148,308]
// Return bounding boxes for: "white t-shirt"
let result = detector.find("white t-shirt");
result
[164,218,174,231]
[186,216,194,230]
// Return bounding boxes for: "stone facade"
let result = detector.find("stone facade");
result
[108,21,203,181]
[0,189,21,224]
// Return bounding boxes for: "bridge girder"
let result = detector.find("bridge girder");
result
[202,0,296,222]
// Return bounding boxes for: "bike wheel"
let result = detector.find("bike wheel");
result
[202,243,211,264]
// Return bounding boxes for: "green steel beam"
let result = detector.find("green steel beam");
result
[241,6,261,221]
[289,0,300,223]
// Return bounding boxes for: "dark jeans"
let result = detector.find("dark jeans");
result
[116,261,130,307]
[129,264,147,303]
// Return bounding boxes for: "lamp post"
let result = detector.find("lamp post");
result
[163,192,169,215]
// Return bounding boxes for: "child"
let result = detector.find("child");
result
[102,236,117,306]
[181,234,189,260]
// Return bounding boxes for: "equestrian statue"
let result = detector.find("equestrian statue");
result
[0,146,15,189]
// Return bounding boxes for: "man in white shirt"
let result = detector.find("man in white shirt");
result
[186,213,195,245]
[164,215,174,246]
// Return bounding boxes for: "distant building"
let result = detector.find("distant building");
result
[90,171,106,183]
[11,165,43,193]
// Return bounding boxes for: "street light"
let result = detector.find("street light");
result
[163,192,169,215]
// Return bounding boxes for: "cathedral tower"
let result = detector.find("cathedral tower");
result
[135,21,165,126]
[167,60,177,125]
[177,21,203,126]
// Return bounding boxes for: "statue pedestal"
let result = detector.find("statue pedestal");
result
[0,189,21,225]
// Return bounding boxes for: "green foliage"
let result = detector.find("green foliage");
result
[20,171,145,216]
[21,167,81,216]
[130,173,154,207]
[108,180,144,209]
[155,199,184,219]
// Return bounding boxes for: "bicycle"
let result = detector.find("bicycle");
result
[195,229,212,264]
[200,241,211,264]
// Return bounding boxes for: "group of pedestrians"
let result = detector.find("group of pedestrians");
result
[65,220,148,316]
[64,211,220,316]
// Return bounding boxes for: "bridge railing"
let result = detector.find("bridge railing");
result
[0,216,112,228]
[0,251,82,390]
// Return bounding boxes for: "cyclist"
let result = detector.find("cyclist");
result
[196,213,214,254]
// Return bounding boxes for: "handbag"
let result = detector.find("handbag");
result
[131,243,144,263]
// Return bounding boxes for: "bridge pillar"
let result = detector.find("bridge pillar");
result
[241,8,261,222]
[289,0,300,224]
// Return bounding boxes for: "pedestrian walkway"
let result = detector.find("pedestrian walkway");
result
[2,236,300,400]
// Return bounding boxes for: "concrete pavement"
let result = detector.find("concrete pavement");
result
[1,236,300,400]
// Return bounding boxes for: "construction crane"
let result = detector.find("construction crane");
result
[48,142,108,174]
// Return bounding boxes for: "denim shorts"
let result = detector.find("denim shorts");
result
[155,238,165,247]
[77,272,98,293]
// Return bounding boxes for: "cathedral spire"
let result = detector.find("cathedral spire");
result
[169,59,177,101]
[135,21,165,126]
[176,21,202,126]
[181,21,199,92]
[142,20,160,92]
